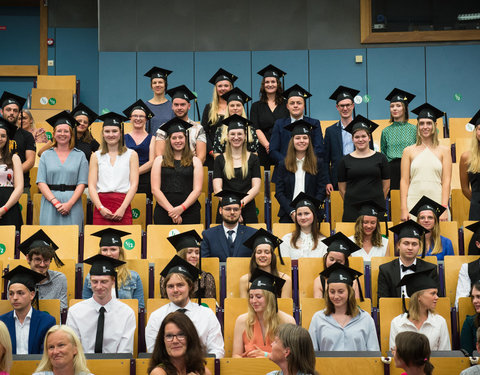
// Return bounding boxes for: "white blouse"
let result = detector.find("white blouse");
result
[349,235,389,261]
[280,231,327,260]
[96,149,133,193]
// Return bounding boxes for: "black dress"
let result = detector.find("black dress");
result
[76,138,99,162]
[201,103,224,170]
[153,160,201,224]
[337,152,390,222]
[468,172,480,220]
[250,100,289,167]
[213,153,261,224]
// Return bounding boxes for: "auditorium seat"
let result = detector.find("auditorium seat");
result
[449,118,473,142]
[87,358,131,375]
[458,296,475,335]
[136,357,215,374]
[451,189,470,228]
[0,225,16,260]
[463,221,477,254]
[0,299,60,324]
[32,193,87,225]
[220,357,278,374]
[211,192,265,224]
[390,189,401,225]
[146,224,204,259]
[334,221,394,256]
[84,224,142,260]
[439,221,460,255]
[131,193,147,231]
[389,356,470,375]
[329,190,343,228]
[146,298,216,322]
[18,193,27,225]
[316,355,384,375]
[272,222,331,240]
[29,166,38,196]
[444,255,479,306]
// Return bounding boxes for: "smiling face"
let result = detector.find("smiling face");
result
[418,118,435,140]
[169,131,186,152]
[100,246,121,260]
[47,330,77,371]
[390,102,405,122]
[216,80,233,97]
[227,128,246,148]
[293,134,309,153]
[255,244,272,269]
[328,282,349,309]
[130,109,147,129]
[166,273,191,308]
[18,110,33,130]
[472,286,480,313]
[227,100,244,116]
[417,210,436,231]
[263,77,278,95]
[164,322,187,358]
[185,247,200,267]
[287,96,305,119]
[103,125,121,145]
[249,289,267,313]
[296,206,314,230]
[151,77,166,96]
[54,124,72,146]
[362,215,378,236]
[172,98,190,119]
[27,253,51,276]
[75,114,90,135]
[352,129,370,151]
[336,99,354,120]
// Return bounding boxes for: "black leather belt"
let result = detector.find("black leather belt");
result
[48,184,77,191]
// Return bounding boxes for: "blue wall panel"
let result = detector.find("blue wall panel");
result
[309,49,367,122]
[426,45,480,118]
[55,28,99,112]
[366,47,426,120]
[98,52,136,114]
[194,51,251,122]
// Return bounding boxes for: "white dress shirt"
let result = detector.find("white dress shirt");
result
[14,307,32,354]
[292,158,306,201]
[389,311,451,350]
[456,262,472,307]
[66,297,136,353]
[280,232,327,260]
[222,223,239,243]
[350,236,389,261]
[145,300,224,358]
[399,258,417,297]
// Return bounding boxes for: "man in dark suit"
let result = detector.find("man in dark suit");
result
[269,84,324,164]
[201,190,256,262]
[324,86,359,194]
[377,221,439,302]
[0,265,56,354]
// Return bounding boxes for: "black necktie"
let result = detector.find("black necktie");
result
[177,308,187,313]
[401,264,416,272]
[95,306,106,353]
[227,230,234,247]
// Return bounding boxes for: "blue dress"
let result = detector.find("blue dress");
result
[145,100,175,136]
[37,148,88,230]
[425,235,455,261]
[125,133,152,198]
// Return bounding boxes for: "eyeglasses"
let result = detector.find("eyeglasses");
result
[338,103,353,109]
[131,115,146,119]
[222,207,240,212]
[164,333,186,342]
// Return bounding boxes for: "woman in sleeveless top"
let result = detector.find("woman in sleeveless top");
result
[460,110,480,220]
[400,103,451,222]
[151,118,202,224]
[89,112,139,225]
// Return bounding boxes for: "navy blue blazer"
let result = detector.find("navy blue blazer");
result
[0,308,56,354]
[269,117,324,164]
[273,159,327,220]
[201,224,257,262]
[324,121,344,188]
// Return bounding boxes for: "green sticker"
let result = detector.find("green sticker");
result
[0,244,5,255]
[48,98,56,105]
[454,93,462,101]
[123,239,135,250]
[19,203,23,211]
[46,132,53,140]
[132,208,140,219]
[363,94,371,103]
[256,207,259,216]
[200,302,209,308]
[101,108,110,114]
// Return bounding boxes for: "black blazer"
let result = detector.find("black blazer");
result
[324,121,343,188]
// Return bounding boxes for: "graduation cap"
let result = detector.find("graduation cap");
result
[98,112,128,127]
[329,86,360,103]
[166,85,197,102]
[322,232,361,256]
[389,220,429,258]
[290,192,322,213]
[397,269,438,311]
[249,268,285,299]
[91,228,131,247]
[284,119,315,136]
[0,91,26,110]
[0,118,17,140]
[320,262,364,301]
[159,117,193,136]
[220,87,251,104]
[72,103,98,124]
[160,255,201,283]
[3,265,44,292]
[122,99,155,120]
[83,254,125,277]
[243,228,284,265]
[468,109,480,127]
[411,103,444,121]
[222,114,253,131]
[215,189,248,207]
[283,84,312,100]
[409,196,446,219]
[167,230,202,252]
[257,64,286,79]
[46,110,78,129]
[344,115,379,135]
[385,88,416,104]
[465,221,480,236]
[353,200,386,218]
[18,229,59,254]
[144,66,172,80]
[208,68,238,85]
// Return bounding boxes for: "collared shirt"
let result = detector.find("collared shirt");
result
[399,258,417,297]
[279,232,327,260]
[456,262,472,307]
[340,121,354,155]
[222,223,239,243]
[37,270,68,310]
[14,307,32,355]
[309,309,379,351]
[66,297,136,353]
[292,158,306,201]
[350,236,389,262]
[389,311,451,351]
[290,116,303,123]
[380,121,417,161]
[145,300,224,358]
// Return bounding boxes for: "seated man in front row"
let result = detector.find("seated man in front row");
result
[201,190,257,262]
[0,265,56,354]
[377,220,439,301]
[66,254,136,353]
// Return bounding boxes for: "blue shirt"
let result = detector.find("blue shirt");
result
[341,121,354,155]
[425,235,455,261]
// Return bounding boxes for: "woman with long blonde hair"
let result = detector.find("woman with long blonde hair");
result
[0,321,12,375]
[460,110,480,220]
[232,269,295,358]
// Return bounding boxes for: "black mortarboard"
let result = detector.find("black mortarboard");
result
[385,88,416,104]
[284,119,315,136]
[389,220,428,240]
[290,192,322,212]
[72,103,98,124]
[344,115,379,135]
[83,254,125,276]
[220,87,251,104]
[249,268,285,297]
[160,255,201,282]
[465,221,480,235]
[0,91,26,110]
[98,112,128,127]
[3,265,44,292]
[468,109,480,127]
[144,66,172,80]
[159,117,193,136]
[208,68,238,85]
[411,103,444,121]
[243,228,282,251]
[283,84,312,100]
[409,196,446,219]
[329,86,360,103]
[215,189,248,207]
[257,64,286,79]
[322,232,361,256]
[91,228,131,247]
[167,230,202,252]
[0,118,17,140]
[166,85,197,102]
[320,262,363,287]
[353,200,386,218]
[18,229,59,256]
[122,99,155,120]
[397,269,438,298]
[46,110,78,129]
[222,114,253,132]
